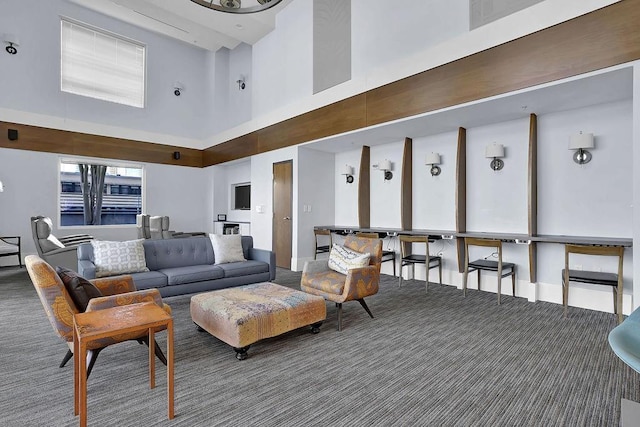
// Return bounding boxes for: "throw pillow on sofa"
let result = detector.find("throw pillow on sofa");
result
[91,239,150,278]
[328,244,370,275]
[56,266,102,311]
[209,233,247,264]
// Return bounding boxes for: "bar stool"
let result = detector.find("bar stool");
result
[462,237,516,304]
[562,244,624,324]
[398,235,442,292]
[355,232,397,276]
[313,229,332,260]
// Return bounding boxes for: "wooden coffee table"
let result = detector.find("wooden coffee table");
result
[73,302,174,427]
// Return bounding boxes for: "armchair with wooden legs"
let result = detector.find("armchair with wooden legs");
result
[301,235,382,331]
[25,255,171,377]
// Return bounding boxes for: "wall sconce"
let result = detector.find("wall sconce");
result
[378,159,393,180]
[424,152,441,176]
[0,180,4,192]
[569,132,594,165]
[485,143,505,171]
[173,81,184,96]
[3,33,18,55]
[341,165,354,183]
[237,75,246,90]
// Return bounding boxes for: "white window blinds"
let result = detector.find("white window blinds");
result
[61,19,146,108]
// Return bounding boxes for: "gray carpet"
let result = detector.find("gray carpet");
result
[0,266,638,426]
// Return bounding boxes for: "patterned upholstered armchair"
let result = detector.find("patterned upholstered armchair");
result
[25,255,171,377]
[301,235,382,331]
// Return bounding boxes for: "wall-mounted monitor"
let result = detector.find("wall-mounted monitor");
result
[233,183,251,210]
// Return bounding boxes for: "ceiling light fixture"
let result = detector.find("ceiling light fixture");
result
[190,0,283,14]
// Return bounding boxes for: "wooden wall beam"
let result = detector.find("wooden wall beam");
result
[358,146,370,228]
[0,121,203,168]
[401,137,413,230]
[528,113,538,283]
[455,127,467,273]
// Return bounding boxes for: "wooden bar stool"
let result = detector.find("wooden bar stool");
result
[313,229,332,260]
[562,244,624,324]
[398,235,442,292]
[355,232,397,276]
[462,237,516,304]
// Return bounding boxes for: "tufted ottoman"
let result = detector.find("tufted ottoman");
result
[190,282,326,360]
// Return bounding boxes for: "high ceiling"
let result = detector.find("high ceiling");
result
[68,0,293,51]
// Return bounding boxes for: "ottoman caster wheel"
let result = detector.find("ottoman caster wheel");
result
[310,321,323,334]
[233,346,250,360]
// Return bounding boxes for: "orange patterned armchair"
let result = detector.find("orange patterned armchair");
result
[25,255,171,377]
[301,235,382,331]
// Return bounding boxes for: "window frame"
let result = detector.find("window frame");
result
[60,17,147,108]
[58,156,146,229]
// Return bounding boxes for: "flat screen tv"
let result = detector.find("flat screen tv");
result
[234,184,251,210]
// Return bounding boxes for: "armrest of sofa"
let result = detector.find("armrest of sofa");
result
[78,259,96,279]
[90,274,136,296]
[249,247,276,281]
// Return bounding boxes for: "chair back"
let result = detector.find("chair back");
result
[136,214,150,239]
[25,255,78,344]
[149,216,172,239]
[464,237,502,266]
[399,235,429,258]
[564,244,623,278]
[30,216,66,256]
[344,235,383,272]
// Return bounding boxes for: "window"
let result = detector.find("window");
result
[60,160,144,226]
[61,19,146,108]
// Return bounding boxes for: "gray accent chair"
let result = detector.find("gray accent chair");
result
[136,214,151,239]
[137,214,205,240]
[30,216,93,271]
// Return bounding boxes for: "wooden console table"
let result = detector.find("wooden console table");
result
[73,303,174,427]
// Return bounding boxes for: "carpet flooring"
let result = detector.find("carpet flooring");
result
[0,266,638,426]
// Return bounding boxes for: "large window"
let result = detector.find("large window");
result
[61,19,146,108]
[60,160,143,226]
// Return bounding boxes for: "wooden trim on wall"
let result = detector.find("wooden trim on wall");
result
[0,121,203,168]
[455,127,467,273]
[202,0,640,165]
[401,137,412,230]
[358,145,370,229]
[528,113,538,283]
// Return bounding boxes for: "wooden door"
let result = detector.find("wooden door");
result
[272,160,293,269]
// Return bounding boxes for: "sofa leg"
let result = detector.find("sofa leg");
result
[233,346,250,361]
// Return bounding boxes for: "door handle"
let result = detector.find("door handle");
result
[283,216,291,220]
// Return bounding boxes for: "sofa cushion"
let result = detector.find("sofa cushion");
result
[55,266,102,311]
[143,237,214,270]
[217,260,269,278]
[328,244,370,275]
[129,271,169,290]
[209,234,246,264]
[91,239,150,278]
[159,265,224,286]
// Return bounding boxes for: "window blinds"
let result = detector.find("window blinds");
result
[61,19,146,108]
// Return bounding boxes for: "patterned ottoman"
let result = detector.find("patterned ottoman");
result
[190,282,326,360]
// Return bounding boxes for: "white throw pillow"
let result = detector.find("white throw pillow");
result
[91,239,149,278]
[328,244,370,275]
[209,233,246,265]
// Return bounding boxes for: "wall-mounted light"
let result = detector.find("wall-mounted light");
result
[0,180,4,192]
[485,143,505,171]
[569,132,594,165]
[378,159,393,180]
[237,75,246,90]
[173,81,184,96]
[424,152,441,176]
[3,33,18,55]
[341,164,354,184]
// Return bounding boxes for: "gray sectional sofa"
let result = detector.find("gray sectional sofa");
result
[77,236,275,297]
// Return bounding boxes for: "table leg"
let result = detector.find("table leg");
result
[73,325,79,416]
[168,318,174,420]
[149,328,155,389]
[79,341,87,427]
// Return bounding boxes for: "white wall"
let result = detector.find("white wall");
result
[0,147,209,266]
[370,141,404,228]
[0,0,209,144]
[334,149,361,226]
